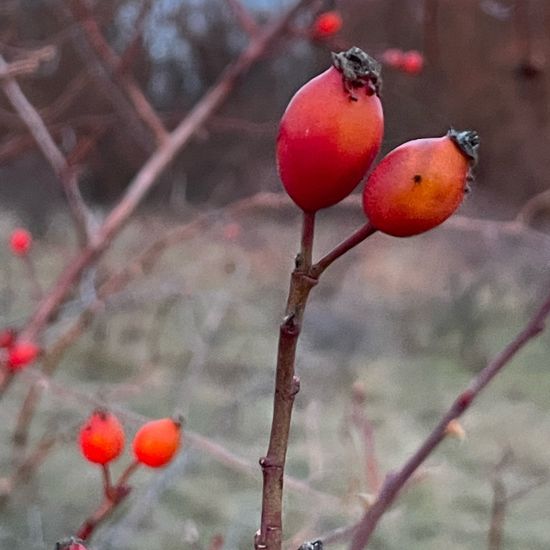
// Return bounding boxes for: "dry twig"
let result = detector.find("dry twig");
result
[349,290,550,549]
[0,52,93,243]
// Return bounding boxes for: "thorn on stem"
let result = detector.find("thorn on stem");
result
[291,375,301,396]
[282,312,299,335]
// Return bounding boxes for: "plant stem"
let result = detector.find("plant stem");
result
[256,211,317,550]
[311,222,377,278]
[116,460,140,488]
[101,464,113,499]
[77,460,140,541]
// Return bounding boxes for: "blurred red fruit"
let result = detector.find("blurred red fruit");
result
[401,50,424,74]
[79,409,125,465]
[7,341,39,370]
[0,328,16,349]
[312,10,343,38]
[381,48,405,69]
[9,228,32,256]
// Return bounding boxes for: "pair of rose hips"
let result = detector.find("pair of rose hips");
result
[382,48,424,75]
[277,47,479,236]
[79,410,182,468]
[0,328,40,371]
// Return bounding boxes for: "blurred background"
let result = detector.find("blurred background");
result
[1,0,550,549]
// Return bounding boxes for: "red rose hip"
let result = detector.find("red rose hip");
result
[79,409,125,465]
[401,50,424,75]
[363,129,479,237]
[277,47,384,212]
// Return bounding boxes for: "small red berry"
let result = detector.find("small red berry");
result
[0,328,16,349]
[79,409,125,465]
[312,10,343,38]
[363,129,479,237]
[381,48,405,69]
[133,417,182,468]
[401,50,424,75]
[277,47,384,212]
[7,341,40,370]
[9,228,32,256]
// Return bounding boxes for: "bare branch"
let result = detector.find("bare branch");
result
[0,53,93,244]
[226,0,260,36]
[349,290,550,549]
[68,0,169,145]
[11,0,314,351]
[0,46,56,80]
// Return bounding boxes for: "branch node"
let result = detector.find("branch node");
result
[259,456,283,471]
[282,312,299,335]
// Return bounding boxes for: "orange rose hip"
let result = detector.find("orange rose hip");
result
[277,47,384,212]
[362,129,479,237]
[79,409,125,465]
[133,417,182,468]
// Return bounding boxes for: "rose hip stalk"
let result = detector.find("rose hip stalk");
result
[258,48,384,550]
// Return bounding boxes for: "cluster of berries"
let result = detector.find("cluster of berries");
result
[381,48,424,75]
[277,47,478,236]
[79,409,182,469]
